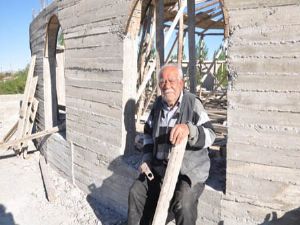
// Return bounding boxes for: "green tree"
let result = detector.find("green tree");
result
[196,39,208,85]
[196,39,208,62]
[214,46,228,88]
[57,27,64,46]
[0,66,29,94]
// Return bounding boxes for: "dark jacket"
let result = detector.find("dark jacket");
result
[143,91,216,185]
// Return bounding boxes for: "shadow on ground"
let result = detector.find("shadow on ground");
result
[0,204,17,225]
[259,207,300,225]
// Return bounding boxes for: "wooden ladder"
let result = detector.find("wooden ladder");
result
[0,55,63,157]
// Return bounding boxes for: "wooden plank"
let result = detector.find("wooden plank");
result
[15,55,36,143]
[22,77,39,139]
[152,137,188,225]
[39,154,56,202]
[155,0,164,68]
[136,62,156,101]
[0,124,64,150]
[188,0,196,93]
[164,0,187,48]
[220,0,230,38]
[177,0,184,64]
[1,121,18,143]
[23,98,39,158]
[136,8,153,123]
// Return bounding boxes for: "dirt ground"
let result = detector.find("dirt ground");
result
[0,142,127,225]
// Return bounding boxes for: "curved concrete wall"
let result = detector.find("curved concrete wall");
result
[30,0,138,216]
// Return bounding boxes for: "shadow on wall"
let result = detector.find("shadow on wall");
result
[84,99,139,224]
[86,155,140,225]
[0,204,17,225]
[123,99,136,155]
[259,207,300,225]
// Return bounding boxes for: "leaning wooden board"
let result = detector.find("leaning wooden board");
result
[152,137,188,225]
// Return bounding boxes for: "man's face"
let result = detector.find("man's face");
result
[159,66,183,107]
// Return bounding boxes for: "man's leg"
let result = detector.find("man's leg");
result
[139,173,161,225]
[127,175,148,225]
[170,175,205,225]
[127,174,161,225]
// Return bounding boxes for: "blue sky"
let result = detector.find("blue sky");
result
[0,0,45,72]
[0,0,223,72]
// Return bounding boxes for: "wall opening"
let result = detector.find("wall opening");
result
[127,0,229,194]
[44,15,66,137]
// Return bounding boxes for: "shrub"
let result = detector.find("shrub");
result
[0,66,29,95]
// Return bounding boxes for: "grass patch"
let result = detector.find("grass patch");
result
[0,66,29,95]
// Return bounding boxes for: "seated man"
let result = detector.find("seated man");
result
[127,64,216,225]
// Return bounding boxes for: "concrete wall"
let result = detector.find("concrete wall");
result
[224,1,300,224]
[30,0,138,215]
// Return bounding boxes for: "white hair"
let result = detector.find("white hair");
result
[158,63,183,80]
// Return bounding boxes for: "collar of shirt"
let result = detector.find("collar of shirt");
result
[162,91,183,111]
[161,91,183,120]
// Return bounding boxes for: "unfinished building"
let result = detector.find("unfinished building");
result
[28,0,300,224]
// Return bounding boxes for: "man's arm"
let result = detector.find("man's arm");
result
[186,98,216,149]
[141,108,154,165]
[170,98,215,149]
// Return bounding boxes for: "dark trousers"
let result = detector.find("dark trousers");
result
[127,172,204,225]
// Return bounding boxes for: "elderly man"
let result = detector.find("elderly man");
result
[127,64,216,225]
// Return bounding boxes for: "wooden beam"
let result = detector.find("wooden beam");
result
[219,0,229,38]
[164,23,224,36]
[136,61,156,101]
[1,121,18,144]
[0,124,65,151]
[198,18,223,35]
[152,137,188,225]
[195,0,219,12]
[136,7,154,122]
[195,11,223,29]
[155,0,164,68]
[39,154,56,202]
[15,55,36,145]
[166,35,179,63]
[188,0,196,93]
[164,0,186,48]
[177,0,184,64]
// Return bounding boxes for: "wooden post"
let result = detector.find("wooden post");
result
[39,154,56,202]
[15,55,36,145]
[220,0,229,38]
[136,7,153,122]
[14,55,36,153]
[188,0,196,93]
[0,124,64,151]
[155,0,164,96]
[1,121,18,144]
[177,0,184,65]
[199,35,204,98]
[155,0,164,68]
[152,137,188,225]
[166,35,178,63]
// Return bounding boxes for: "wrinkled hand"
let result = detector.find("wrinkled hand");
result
[170,124,189,145]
